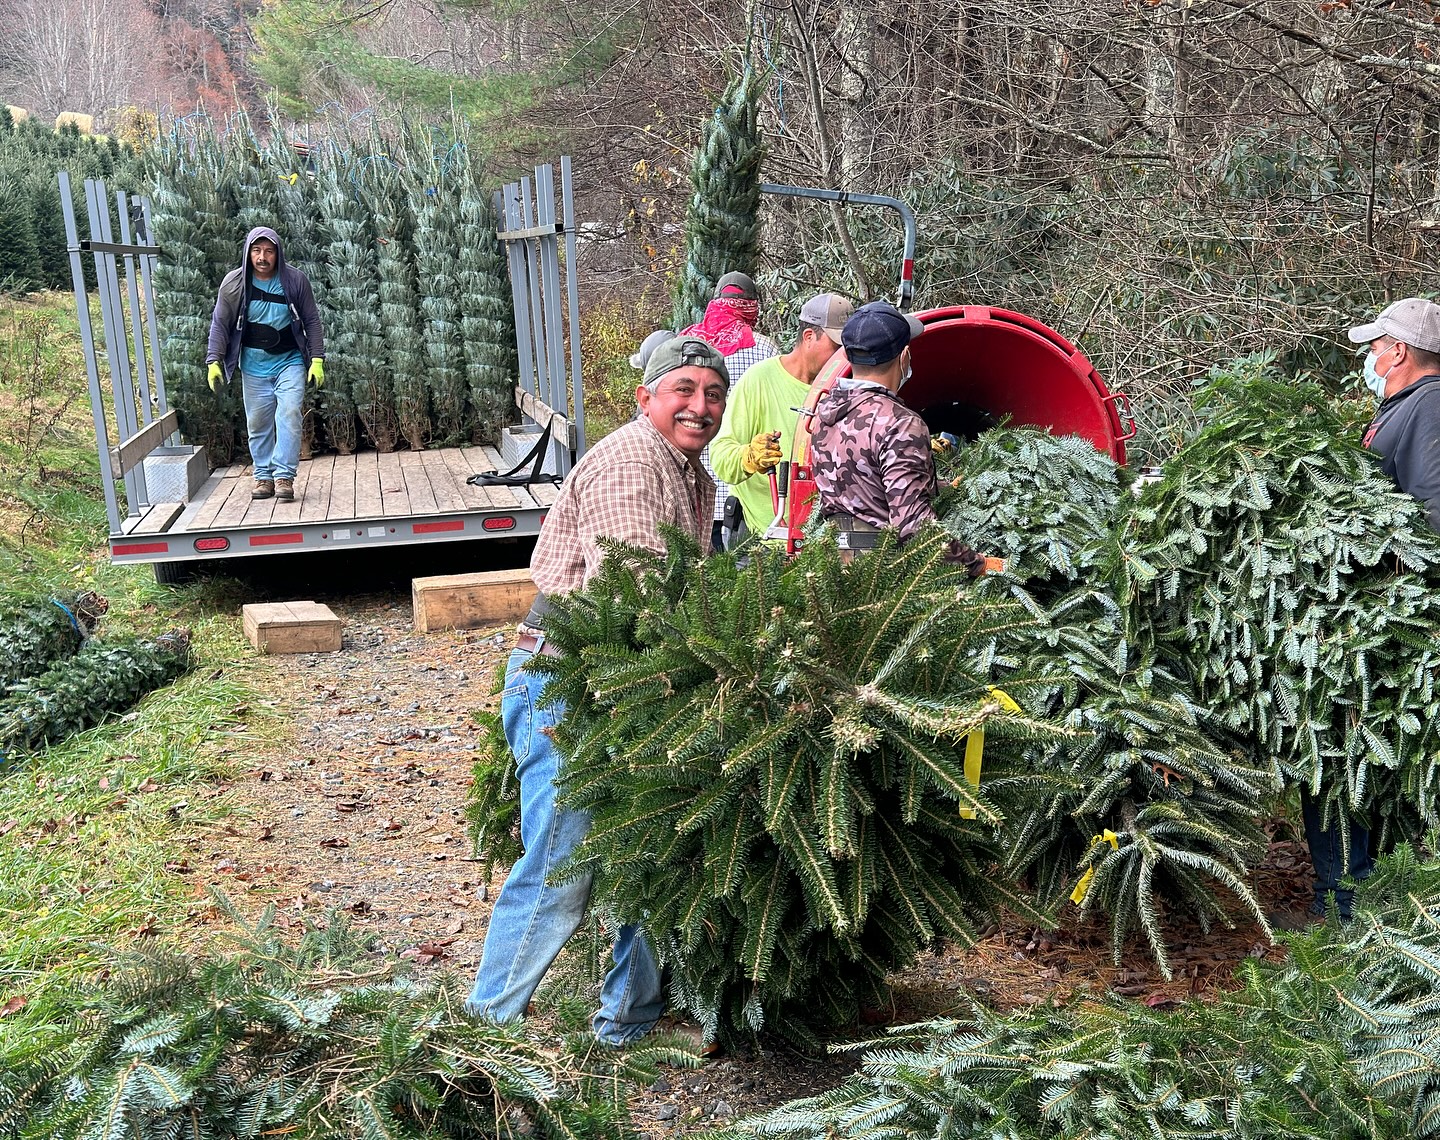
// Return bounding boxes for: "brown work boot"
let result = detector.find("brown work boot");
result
[274,477,295,503]
[251,478,275,500]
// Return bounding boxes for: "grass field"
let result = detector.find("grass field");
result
[0,291,275,996]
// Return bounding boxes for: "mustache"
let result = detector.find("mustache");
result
[676,413,715,428]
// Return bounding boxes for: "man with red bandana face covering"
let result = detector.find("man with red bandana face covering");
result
[681,271,779,550]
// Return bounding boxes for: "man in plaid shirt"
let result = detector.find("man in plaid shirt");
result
[466,337,730,1048]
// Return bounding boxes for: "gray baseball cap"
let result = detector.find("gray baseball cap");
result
[1348,298,1440,353]
[629,329,673,370]
[798,293,854,344]
[642,337,730,389]
[714,271,759,300]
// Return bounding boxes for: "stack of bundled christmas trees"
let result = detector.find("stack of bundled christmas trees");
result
[0,591,192,766]
[147,114,516,467]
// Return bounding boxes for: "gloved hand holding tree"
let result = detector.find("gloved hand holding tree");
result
[741,430,783,475]
[207,362,222,392]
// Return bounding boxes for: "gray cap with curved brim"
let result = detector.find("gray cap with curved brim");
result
[1348,297,1440,353]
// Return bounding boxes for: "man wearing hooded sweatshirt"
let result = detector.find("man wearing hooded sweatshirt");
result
[206,227,325,503]
[809,301,984,575]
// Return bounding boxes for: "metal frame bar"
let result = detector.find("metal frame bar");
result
[499,187,538,401]
[534,164,567,423]
[519,177,551,412]
[137,197,177,444]
[116,190,154,429]
[759,182,918,309]
[59,171,123,535]
[561,157,586,456]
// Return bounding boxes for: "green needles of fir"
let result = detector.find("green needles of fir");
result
[0,629,191,764]
[0,903,679,1140]
[500,527,1057,1046]
[0,590,107,688]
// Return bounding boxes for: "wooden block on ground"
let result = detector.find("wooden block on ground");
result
[242,601,343,654]
[413,569,537,633]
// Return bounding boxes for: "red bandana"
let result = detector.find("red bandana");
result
[682,296,758,356]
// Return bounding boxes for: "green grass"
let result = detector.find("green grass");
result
[0,291,277,997]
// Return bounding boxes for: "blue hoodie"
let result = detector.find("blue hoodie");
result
[206,226,325,381]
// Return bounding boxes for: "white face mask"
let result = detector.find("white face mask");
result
[898,351,913,390]
[1364,347,1394,401]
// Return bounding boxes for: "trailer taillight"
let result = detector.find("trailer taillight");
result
[483,516,515,531]
[194,537,230,552]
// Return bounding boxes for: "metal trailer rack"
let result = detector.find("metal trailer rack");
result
[62,160,585,580]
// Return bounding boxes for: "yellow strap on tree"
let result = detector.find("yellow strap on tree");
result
[959,688,1020,819]
[1070,829,1120,904]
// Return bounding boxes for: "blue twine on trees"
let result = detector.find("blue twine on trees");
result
[49,599,81,636]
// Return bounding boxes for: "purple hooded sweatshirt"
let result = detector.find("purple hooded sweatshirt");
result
[206,226,325,382]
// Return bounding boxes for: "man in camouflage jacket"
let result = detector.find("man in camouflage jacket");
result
[810,301,984,573]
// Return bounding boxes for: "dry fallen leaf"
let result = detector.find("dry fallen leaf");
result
[319,837,350,849]
[0,995,27,1017]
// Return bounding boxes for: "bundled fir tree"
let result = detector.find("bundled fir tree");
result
[222,126,282,241]
[457,174,516,443]
[494,528,1059,1046]
[730,845,1440,1140]
[148,170,239,465]
[0,630,191,763]
[672,69,765,331]
[933,430,1274,974]
[0,903,688,1140]
[1119,367,1440,856]
[374,187,430,450]
[315,165,374,454]
[0,591,107,688]
[413,182,471,445]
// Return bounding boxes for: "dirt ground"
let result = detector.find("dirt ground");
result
[180,592,1313,1131]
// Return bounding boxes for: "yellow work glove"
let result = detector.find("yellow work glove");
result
[308,358,325,388]
[741,430,783,475]
[207,362,222,392]
[930,434,953,455]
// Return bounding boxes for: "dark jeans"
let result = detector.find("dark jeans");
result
[1300,785,1374,919]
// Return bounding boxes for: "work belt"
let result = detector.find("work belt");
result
[822,512,883,551]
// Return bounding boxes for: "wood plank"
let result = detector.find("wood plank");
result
[528,481,561,507]
[242,485,278,527]
[130,502,184,535]
[399,450,439,514]
[300,455,335,523]
[513,386,577,448]
[413,569,538,633]
[243,601,343,654]
[213,474,258,527]
[422,449,469,513]
[350,452,380,520]
[110,409,180,476]
[439,448,493,511]
[461,447,529,510]
[178,470,233,530]
[269,461,312,525]
[332,452,362,521]
[378,451,411,516]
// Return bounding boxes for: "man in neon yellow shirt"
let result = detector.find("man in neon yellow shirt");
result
[710,293,853,538]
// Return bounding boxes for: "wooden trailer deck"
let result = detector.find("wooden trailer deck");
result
[111,445,560,566]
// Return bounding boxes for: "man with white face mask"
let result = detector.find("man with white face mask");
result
[809,301,985,574]
[1350,297,1440,532]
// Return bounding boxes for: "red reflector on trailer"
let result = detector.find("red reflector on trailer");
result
[193,536,230,552]
[413,520,464,534]
[249,532,304,547]
[113,541,169,556]
[483,516,515,531]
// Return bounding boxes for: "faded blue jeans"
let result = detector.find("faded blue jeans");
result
[242,361,305,480]
[466,645,665,1044]
[1300,785,1374,919]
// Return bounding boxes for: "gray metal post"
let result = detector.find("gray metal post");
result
[561,156,586,458]
[534,164,567,421]
[59,172,123,535]
[137,196,177,443]
[519,178,551,413]
[115,190,154,427]
[759,182,918,309]
[499,186,537,400]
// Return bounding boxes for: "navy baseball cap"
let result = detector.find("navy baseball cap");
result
[842,301,924,366]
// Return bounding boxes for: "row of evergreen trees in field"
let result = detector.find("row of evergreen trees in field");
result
[0,111,144,296]
[147,115,517,467]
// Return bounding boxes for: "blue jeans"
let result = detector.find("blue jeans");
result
[242,361,305,480]
[1300,785,1373,919]
[466,646,664,1044]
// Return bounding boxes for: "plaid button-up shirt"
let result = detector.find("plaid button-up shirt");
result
[530,416,716,597]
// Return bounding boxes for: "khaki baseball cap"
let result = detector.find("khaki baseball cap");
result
[798,293,854,344]
[1348,298,1440,353]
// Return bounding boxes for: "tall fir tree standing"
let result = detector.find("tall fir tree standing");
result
[457,170,516,444]
[413,181,469,446]
[374,184,429,450]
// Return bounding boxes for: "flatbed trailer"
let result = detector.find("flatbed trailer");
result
[65,159,583,581]
[112,448,561,570]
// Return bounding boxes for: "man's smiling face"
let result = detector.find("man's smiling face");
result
[636,366,727,460]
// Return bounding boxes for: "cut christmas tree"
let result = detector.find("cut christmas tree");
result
[0,591,107,688]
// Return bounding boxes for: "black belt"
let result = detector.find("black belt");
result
[822,512,883,550]
[517,632,563,658]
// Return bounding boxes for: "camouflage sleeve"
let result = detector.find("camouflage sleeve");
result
[881,414,939,541]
